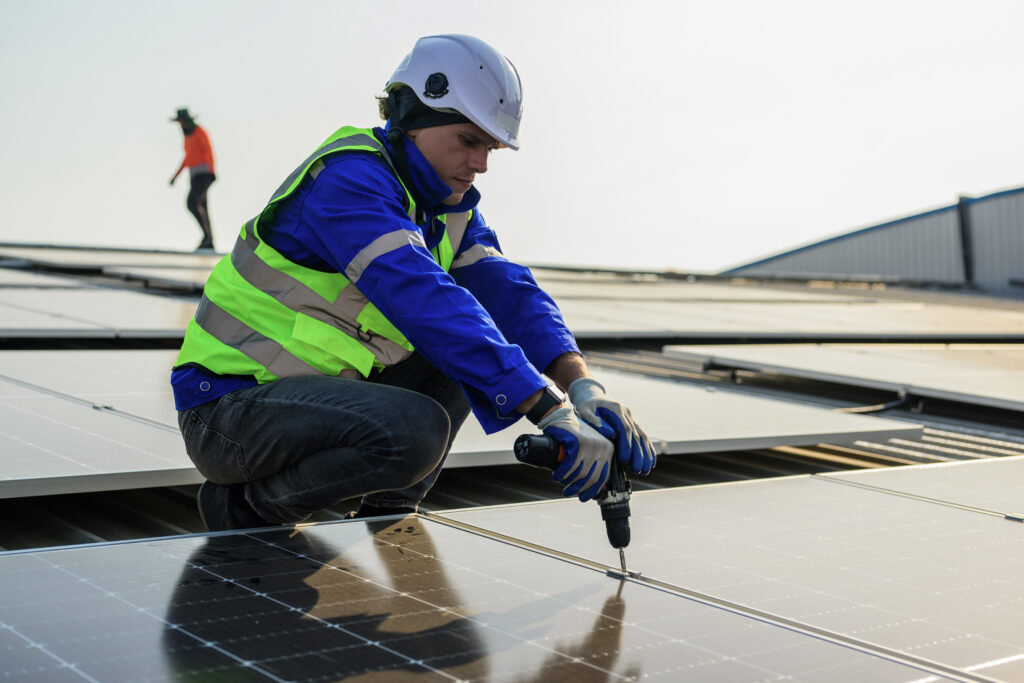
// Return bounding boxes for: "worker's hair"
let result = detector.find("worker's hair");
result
[377,86,470,130]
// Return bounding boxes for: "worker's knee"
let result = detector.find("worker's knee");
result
[374,397,451,489]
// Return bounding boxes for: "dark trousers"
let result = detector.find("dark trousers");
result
[177,353,470,524]
[187,172,215,243]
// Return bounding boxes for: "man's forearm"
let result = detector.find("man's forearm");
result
[544,351,591,392]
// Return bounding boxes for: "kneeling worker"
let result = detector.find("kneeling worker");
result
[170,34,657,530]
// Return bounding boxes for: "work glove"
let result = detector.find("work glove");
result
[538,406,614,502]
[568,377,657,475]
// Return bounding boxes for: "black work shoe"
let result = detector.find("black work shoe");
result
[195,238,215,252]
[197,481,271,531]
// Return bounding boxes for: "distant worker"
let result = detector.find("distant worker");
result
[169,108,216,251]
[171,35,657,531]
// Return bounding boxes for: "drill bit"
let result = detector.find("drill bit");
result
[618,548,627,575]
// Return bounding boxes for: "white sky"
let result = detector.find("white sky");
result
[2,0,1023,273]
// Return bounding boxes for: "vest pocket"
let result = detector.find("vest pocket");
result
[288,313,375,377]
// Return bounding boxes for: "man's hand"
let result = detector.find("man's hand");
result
[538,406,613,502]
[568,377,656,475]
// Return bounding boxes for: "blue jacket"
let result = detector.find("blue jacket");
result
[172,125,579,433]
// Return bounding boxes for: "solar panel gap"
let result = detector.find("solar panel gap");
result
[0,498,107,549]
[798,443,924,466]
[766,445,889,470]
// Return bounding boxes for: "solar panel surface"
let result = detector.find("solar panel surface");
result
[824,455,1024,518]
[0,517,964,682]
[0,352,922,497]
[441,471,1024,681]
[666,344,1024,411]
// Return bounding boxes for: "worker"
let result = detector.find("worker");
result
[169,108,216,251]
[170,34,657,531]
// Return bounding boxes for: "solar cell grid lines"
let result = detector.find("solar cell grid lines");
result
[0,517,963,682]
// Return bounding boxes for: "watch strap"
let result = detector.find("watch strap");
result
[525,387,564,425]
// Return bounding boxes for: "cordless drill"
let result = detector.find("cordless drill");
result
[513,433,632,575]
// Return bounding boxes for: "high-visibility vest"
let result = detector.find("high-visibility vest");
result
[175,126,470,382]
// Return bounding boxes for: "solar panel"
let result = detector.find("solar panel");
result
[0,517,964,681]
[558,298,1024,340]
[441,472,1024,680]
[666,343,1024,411]
[0,350,180,427]
[0,289,195,339]
[824,455,1024,519]
[0,245,221,270]
[0,391,197,498]
[532,272,867,302]
[0,353,922,479]
[0,268,82,287]
[569,368,922,455]
[0,301,113,337]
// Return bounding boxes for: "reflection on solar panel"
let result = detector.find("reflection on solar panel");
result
[0,517,963,681]
[666,343,1024,411]
[441,468,1024,681]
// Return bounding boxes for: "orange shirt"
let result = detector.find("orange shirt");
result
[180,125,215,175]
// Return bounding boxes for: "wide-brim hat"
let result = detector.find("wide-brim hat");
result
[170,108,196,122]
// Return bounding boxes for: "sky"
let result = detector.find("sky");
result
[3,0,1024,273]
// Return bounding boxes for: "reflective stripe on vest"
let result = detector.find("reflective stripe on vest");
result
[177,127,471,381]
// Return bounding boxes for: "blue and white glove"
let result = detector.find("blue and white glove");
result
[568,377,657,475]
[538,406,614,502]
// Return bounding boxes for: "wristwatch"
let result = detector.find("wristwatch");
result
[525,386,566,425]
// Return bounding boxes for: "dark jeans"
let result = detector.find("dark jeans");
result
[187,172,215,242]
[177,353,470,524]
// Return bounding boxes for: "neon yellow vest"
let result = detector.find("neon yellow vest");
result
[175,126,470,382]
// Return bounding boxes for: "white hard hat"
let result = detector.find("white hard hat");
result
[387,34,523,150]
